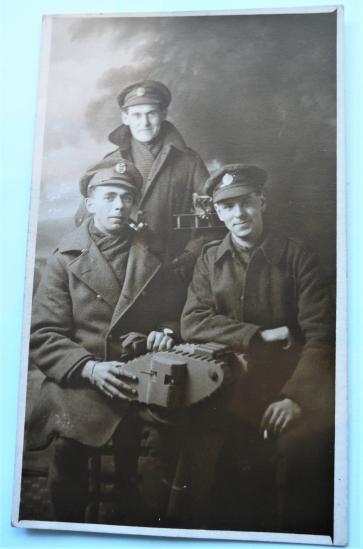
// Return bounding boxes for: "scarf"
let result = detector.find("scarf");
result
[89,219,132,284]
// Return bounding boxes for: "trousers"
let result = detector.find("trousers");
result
[180,410,334,534]
[47,405,183,524]
[47,401,334,532]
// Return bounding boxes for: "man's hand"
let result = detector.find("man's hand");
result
[147,330,174,351]
[82,360,138,400]
[171,250,197,282]
[260,398,302,436]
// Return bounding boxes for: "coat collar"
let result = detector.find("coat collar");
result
[214,228,287,266]
[56,221,121,308]
[56,220,163,315]
[57,219,93,253]
[56,218,162,256]
[107,120,189,153]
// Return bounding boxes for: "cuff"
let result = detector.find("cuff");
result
[241,324,262,352]
[64,355,95,386]
[56,347,95,385]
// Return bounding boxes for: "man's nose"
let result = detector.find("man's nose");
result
[141,114,151,126]
[113,196,125,209]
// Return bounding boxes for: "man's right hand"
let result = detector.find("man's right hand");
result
[260,398,302,435]
[82,360,138,400]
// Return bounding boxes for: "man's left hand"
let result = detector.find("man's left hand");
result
[147,330,174,351]
[171,250,197,282]
[260,398,302,435]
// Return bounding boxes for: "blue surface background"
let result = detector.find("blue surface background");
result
[0,1,360,549]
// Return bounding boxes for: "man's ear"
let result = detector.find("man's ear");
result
[121,109,129,126]
[160,108,168,121]
[85,196,96,215]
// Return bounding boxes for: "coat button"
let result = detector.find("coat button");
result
[96,294,103,301]
[141,290,147,297]
[108,334,113,341]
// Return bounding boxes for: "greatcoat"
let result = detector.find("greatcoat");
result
[181,231,335,429]
[77,121,210,261]
[27,220,186,450]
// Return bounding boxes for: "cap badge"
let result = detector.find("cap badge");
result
[115,161,127,174]
[136,87,146,97]
[221,173,234,187]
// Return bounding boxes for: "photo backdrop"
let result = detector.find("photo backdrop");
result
[37,12,336,280]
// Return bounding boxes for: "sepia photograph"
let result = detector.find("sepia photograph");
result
[11,6,345,544]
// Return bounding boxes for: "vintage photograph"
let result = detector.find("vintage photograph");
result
[12,7,345,544]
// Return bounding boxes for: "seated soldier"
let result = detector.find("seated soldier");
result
[181,164,335,533]
[27,161,187,524]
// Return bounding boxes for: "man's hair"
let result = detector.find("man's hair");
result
[86,186,96,198]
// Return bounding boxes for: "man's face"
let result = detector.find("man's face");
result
[121,104,166,143]
[214,192,266,246]
[86,184,134,235]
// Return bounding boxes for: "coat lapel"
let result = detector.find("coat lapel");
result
[68,240,121,309]
[110,237,162,329]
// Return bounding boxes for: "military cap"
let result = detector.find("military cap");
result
[204,164,267,202]
[80,160,143,198]
[117,80,171,110]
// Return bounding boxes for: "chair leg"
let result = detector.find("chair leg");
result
[85,453,101,523]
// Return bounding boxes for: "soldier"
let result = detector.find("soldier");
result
[27,161,187,524]
[181,164,335,532]
[77,80,209,274]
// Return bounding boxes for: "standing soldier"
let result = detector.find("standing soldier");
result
[77,80,209,273]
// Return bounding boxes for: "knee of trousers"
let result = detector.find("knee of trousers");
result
[273,422,332,470]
